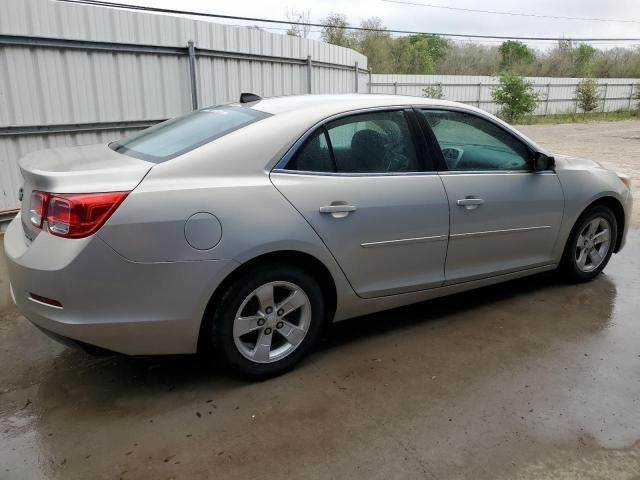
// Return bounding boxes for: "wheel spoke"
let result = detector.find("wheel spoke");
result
[587,219,599,236]
[251,329,273,362]
[576,247,588,269]
[277,320,307,347]
[233,315,263,337]
[588,248,602,265]
[276,289,306,317]
[576,234,588,248]
[254,284,274,312]
[592,229,610,245]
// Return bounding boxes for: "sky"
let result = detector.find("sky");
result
[114,0,640,50]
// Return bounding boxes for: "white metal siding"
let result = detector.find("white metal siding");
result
[370,74,639,116]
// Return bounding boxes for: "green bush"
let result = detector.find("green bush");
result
[492,72,539,123]
[575,78,600,115]
[421,83,445,99]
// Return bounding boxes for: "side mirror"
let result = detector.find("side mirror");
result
[533,152,555,171]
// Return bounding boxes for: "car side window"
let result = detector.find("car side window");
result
[420,110,531,171]
[284,129,334,172]
[285,110,421,173]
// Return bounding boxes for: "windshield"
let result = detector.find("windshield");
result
[110,106,270,163]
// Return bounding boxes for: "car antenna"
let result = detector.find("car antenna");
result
[240,93,262,104]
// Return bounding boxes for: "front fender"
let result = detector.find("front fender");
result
[553,165,630,260]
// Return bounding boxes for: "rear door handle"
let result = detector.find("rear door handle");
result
[456,197,484,210]
[319,204,357,218]
[319,205,357,213]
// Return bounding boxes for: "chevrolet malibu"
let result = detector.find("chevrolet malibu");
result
[4,94,632,378]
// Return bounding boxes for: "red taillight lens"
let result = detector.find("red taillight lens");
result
[46,192,129,238]
[28,190,128,238]
[29,191,48,228]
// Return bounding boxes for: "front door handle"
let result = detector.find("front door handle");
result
[456,197,484,210]
[319,204,357,218]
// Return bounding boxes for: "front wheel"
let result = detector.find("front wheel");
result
[209,264,325,379]
[561,205,617,282]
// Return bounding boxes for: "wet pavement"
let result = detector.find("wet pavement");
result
[1,120,640,479]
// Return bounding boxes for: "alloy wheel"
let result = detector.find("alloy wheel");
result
[575,216,611,273]
[232,281,311,363]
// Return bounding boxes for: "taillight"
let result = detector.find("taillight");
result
[29,191,129,238]
[29,191,48,228]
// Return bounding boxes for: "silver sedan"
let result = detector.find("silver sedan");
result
[4,94,632,378]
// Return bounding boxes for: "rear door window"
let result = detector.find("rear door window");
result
[284,129,335,172]
[286,110,422,173]
[110,106,270,163]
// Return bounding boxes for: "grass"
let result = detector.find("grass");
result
[515,109,639,125]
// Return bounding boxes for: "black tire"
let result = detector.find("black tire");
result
[560,205,617,283]
[209,263,325,380]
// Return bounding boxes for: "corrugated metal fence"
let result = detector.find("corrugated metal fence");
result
[0,0,368,213]
[370,74,639,116]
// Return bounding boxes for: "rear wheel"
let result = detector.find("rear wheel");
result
[210,264,324,379]
[561,206,617,282]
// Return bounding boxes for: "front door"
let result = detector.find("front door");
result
[271,109,450,298]
[418,109,564,284]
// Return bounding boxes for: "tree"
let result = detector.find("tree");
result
[391,36,434,74]
[499,40,534,72]
[285,9,311,39]
[492,72,539,122]
[537,40,573,77]
[408,34,448,64]
[353,17,393,73]
[315,15,640,78]
[574,44,596,76]
[437,43,501,75]
[575,77,600,115]
[422,84,445,99]
[320,13,351,47]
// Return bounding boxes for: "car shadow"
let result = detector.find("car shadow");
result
[322,270,565,348]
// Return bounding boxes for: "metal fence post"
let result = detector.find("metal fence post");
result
[629,83,635,110]
[187,40,198,110]
[306,55,312,94]
[544,83,551,116]
[354,61,359,93]
[601,83,608,113]
[393,82,398,95]
[368,71,372,94]
[477,83,482,108]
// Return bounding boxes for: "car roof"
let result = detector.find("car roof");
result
[230,94,463,116]
[221,94,545,156]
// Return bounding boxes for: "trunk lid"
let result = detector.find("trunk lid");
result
[19,144,153,240]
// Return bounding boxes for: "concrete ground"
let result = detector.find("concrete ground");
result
[1,120,639,480]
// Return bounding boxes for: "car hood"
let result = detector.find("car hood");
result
[553,154,606,172]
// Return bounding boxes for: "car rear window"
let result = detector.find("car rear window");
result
[110,106,270,163]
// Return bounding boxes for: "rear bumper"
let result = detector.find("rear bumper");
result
[3,214,238,354]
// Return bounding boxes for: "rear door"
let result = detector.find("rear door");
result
[417,108,564,284]
[271,108,450,299]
